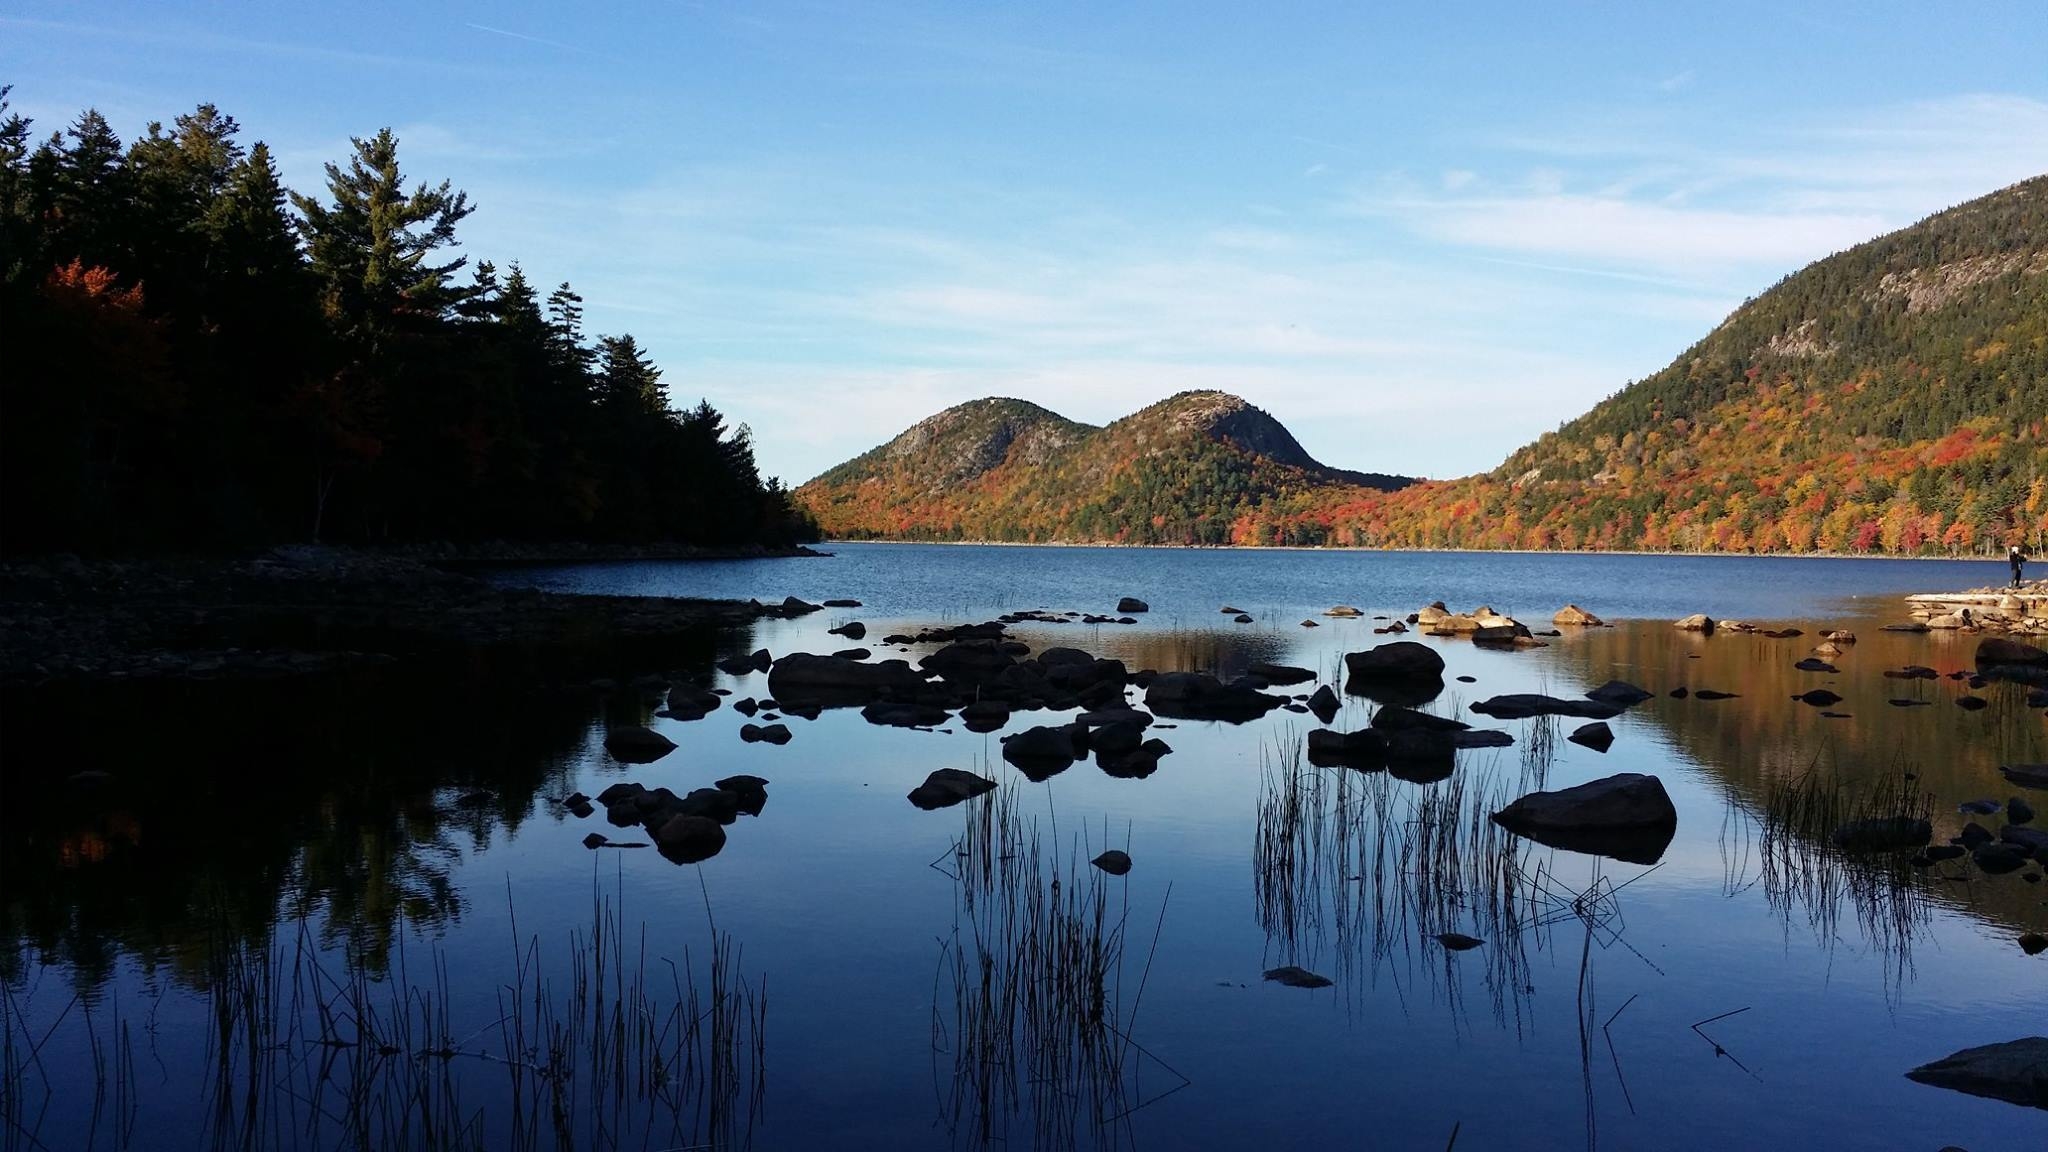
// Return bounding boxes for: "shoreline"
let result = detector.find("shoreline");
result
[815,538,2011,563]
[0,546,819,689]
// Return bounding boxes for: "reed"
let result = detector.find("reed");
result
[930,776,1184,1150]
[1,870,765,1152]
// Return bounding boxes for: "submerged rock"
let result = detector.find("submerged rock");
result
[1491,773,1677,865]
[1436,932,1484,951]
[1469,694,1624,720]
[1793,658,1838,673]
[1831,817,1932,853]
[1793,689,1844,707]
[2003,763,2048,790]
[1247,662,1316,686]
[740,722,792,745]
[1905,1036,2048,1109]
[1091,849,1133,875]
[1585,680,1654,707]
[1262,965,1333,989]
[907,768,997,811]
[1977,637,2048,668]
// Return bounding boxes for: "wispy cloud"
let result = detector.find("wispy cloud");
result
[1348,94,2048,277]
[462,22,621,63]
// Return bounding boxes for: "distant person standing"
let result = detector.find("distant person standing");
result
[2013,544,2029,588]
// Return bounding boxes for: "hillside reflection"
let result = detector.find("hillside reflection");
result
[0,625,738,991]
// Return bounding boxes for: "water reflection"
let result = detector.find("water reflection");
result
[1,622,735,991]
[928,781,1186,1149]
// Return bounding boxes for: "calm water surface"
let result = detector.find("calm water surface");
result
[4,546,2043,1150]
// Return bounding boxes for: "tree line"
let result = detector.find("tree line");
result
[0,90,817,556]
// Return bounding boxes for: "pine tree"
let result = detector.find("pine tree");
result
[291,128,474,341]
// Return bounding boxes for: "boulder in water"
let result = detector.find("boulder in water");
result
[908,768,998,811]
[1674,613,1715,632]
[1116,597,1149,613]
[1470,694,1624,720]
[1585,680,1654,707]
[1567,722,1614,752]
[1091,850,1133,875]
[1904,1037,2048,1109]
[1491,773,1678,864]
[604,727,676,764]
[1263,965,1333,989]
[1553,604,1603,626]
[654,814,727,863]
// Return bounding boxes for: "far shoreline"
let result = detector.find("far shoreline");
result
[811,538,2009,564]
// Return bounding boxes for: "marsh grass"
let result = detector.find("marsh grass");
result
[1251,720,1670,1041]
[1,871,765,1152]
[930,778,1183,1150]
[1750,763,1936,992]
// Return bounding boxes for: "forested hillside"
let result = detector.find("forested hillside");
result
[799,392,1411,544]
[805,176,2048,553]
[0,90,815,556]
[1262,176,2048,552]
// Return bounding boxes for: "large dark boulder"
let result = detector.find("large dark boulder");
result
[767,653,926,705]
[959,699,1013,733]
[1905,1037,2048,1109]
[1978,637,2048,668]
[922,640,1018,684]
[1002,724,1088,775]
[1089,720,1147,756]
[604,726,676,763]
[664,686,721,720]
[1144,671,1284,722]
[1491,773,1678,864]
[1306,684,1340,723]
[654,814,726,863]
[1470,694,1625,721]
[1116,597,1149,614]
[1567,722,1614,752]
[1342,641,1446,706]
[1344,641,1444,679]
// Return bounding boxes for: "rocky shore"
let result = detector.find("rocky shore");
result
[0,545,816,688]
[1903,579,2048,635]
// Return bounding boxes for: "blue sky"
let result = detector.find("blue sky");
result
[6,2,2046,485]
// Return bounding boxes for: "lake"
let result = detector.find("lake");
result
[4,544,2043,1150]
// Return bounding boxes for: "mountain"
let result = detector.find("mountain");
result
[1280,175,2048,553]
[802,176,2048,553]
[797,392,1413,544]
